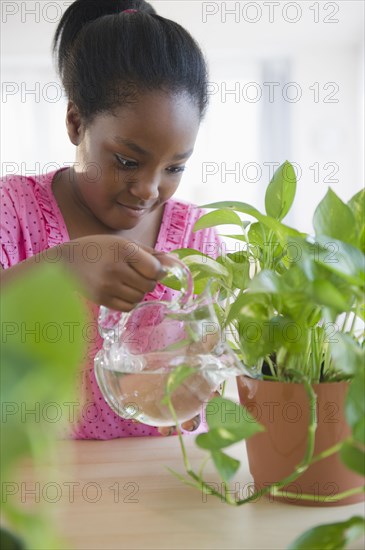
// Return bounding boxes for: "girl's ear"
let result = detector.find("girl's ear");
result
[65,101,85,145]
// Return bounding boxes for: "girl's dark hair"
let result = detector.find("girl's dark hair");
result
[52,0,209,125]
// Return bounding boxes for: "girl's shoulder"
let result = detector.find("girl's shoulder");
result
[1,171,37,203]
[158,197,202,247]
[1,168,62,208]
[161,197,203,228]
[0,168,69,267]
[157,198,221,258]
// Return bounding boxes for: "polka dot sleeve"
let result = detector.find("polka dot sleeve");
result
[1,176,27,268]
[0,170,69,269]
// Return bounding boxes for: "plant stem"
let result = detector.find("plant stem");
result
[273,484,365,503]
[166,397,191,472]
[310,327,318,382]
[188,470,233,501]
[341,311,351,333]
[349,307,359,336]
[198,455,210,479]
[309,440,344,464]
[322,339,332,379]
[303,333,311,379]
[223,481,237,505]
[266,230,275,270]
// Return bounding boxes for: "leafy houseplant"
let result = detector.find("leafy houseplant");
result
[164,162,364,547]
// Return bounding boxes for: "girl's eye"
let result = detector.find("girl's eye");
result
[167,165,186,174]
[115,155,185,174]
[116,155,138,169]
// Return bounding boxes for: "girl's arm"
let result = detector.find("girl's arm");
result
[0,236,166,312]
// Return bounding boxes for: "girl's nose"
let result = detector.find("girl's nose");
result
[129,176,160,202]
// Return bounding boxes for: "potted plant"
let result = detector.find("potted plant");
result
[162,161,364,546]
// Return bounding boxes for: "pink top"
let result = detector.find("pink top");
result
[1,167,221,439]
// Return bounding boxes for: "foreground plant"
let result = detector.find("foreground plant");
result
[1,265,87,550]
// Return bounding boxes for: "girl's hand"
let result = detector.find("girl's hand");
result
[62,235,166,311]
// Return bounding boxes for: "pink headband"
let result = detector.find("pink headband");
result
[123,9,138,14]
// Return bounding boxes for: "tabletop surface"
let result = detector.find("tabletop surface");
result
[8,432,365,550]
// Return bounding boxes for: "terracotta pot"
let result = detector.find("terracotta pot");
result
[236,376,364,506]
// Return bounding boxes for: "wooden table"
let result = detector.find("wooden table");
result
[8,434,365,550]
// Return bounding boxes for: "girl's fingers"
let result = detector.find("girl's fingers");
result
[120,265,159,294]
[157,413,201,436]
[181,414,201,432]
[158,426,176,436]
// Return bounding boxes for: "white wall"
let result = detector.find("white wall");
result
[1,0,364,234]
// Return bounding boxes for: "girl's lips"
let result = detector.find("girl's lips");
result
[117,202,149,218]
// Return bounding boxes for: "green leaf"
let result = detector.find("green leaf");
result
[287,516,365,550]
[313,189,357,247]
[161,250,228,293]
[199,201,304,247]
[220,234,248,243]
[346,370,365,444]
[211,450,241,483]
[340,440,365,476]
[265,161,297,221]
[248,269,314,323]
[227,291,271,325]
[313,236,365,286]
[232,296,310,364]
[170,248,215,261]
[1,265,86,383]
[222,252,250,290]
[192,276,214,295]
[353,417,365,447]
[329,333,365,377]
[248,222,267,249]
[270,315,309,354]
[205,397,243,429]
[1,265,87,462]
[199,201,262,220]
[1,280,85,417]
[194,209,244,231]
[0,526,25,550]
[160,272,182,291]
[196,397,264,450]
[348,189,365,252]
[196,423,261,450]
[359,227,365,255]
[348,189,365,227]
[311,280,351,312]
[249,269,283,294]
[182,254,230,279]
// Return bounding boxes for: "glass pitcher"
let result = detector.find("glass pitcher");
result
[94,253,247,427]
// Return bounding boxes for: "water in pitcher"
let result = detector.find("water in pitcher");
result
[95,352,230,426]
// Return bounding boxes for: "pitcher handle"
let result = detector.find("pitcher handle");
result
[98,252,193,338]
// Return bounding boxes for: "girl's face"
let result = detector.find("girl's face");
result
[66,91,201,231]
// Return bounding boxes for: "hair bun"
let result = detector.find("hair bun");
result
[53,0,156,75]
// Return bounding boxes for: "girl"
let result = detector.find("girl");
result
[0,0,221,439]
